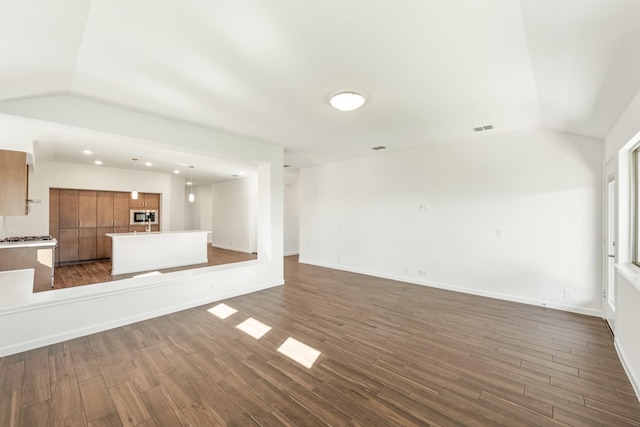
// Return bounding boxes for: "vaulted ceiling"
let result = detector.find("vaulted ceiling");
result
[1,0,639,175]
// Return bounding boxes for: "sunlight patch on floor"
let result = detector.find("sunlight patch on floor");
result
[236,317,272,339]
[208,303,238,319]
[277,337,321,369]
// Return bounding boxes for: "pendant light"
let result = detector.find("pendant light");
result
[188,166,195,203]
[131,158,139,200]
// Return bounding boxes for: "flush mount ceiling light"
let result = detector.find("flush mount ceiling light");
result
[329,92,365,111]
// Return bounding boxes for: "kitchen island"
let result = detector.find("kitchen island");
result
[106,230,209,275]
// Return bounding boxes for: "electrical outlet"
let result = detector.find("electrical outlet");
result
[564,289,572,300]
[403,266,409,274]
[337,257,341,263]
[496,228,503,238]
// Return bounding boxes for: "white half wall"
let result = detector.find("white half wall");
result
[299,130,603,316]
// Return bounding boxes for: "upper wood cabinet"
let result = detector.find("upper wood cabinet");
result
[144,193,160,210]
[130,192,159,209]
[113,192,130,227]
[59,190,79,228]
[0,149,28,216]
[97,191,114,227]
[78,190,97,228]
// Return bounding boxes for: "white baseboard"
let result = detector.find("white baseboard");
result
[615,339,640,402]
[210,243,253,254]
[298,258,602,318]
[284,251,300,256]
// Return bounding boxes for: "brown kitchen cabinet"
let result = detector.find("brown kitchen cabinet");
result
[114,192,130,227]
[51,188,160,265]
[59,189,79,228]
[130,192,159,209]
[144,193,160,209]
[0,149,29,216]
[78,228,97,260]
[97,191,114,227]
[79,190,97,228]
[58,229,79,263]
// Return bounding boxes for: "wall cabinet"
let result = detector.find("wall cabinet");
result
[113,192,130,227]
[96,191,114,227]
[0,149,28,216]
[130,192,159,209]
[51,188,161,264]
[59,190,79,228]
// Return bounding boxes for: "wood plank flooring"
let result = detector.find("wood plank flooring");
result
[48,246,257,292]
[4,256,640,426]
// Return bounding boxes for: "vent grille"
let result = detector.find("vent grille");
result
[372,146,387,151]
[473,124,494,132]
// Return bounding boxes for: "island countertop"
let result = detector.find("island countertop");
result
[105,230,210,275]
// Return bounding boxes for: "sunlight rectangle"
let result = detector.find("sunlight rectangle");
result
[207,303,238,319]
[277,337,321,369]
[236,317,272,339]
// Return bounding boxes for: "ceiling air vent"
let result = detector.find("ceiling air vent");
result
[283,164,290,168]
[473,124,494,132]
[372,146,387,151]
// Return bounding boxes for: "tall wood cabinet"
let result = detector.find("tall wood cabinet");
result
[0,149,29,216]
[50,189,161,264]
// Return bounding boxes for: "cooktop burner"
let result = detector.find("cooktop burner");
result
[1,235,53,243]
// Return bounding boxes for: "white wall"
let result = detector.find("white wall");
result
[211,176,257,253]
[604,87,640,399]
[168,172,186,231]
[300,130,603,315]
[284,173,300,255]
[1,161,182,237]
[0,94,283,356]
[184,184,213,242]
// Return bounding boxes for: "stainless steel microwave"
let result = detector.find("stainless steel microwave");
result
[130,209,158,225]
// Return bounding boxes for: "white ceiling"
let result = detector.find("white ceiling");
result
[1,0,639,179]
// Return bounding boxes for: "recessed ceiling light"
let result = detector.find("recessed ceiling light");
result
[186,181,192,185]
[330,92,365,111]
[145,162,152,166]
[174,170,180,174]
[83,150,92,155]
[94,160,103,165]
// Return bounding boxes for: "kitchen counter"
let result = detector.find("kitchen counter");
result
[106,230,209,275]
[0,240,57,249]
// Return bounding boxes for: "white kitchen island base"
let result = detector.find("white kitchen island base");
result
[106,231,209,275]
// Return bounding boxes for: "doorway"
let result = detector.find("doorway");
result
[604,159,616,333]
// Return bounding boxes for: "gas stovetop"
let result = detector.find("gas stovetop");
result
[0,235,53,243]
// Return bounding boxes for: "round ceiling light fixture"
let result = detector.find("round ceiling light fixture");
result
[329,92,365,111]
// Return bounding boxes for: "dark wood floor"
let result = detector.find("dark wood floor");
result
[3,256,640,426]
[49,246,257,291]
